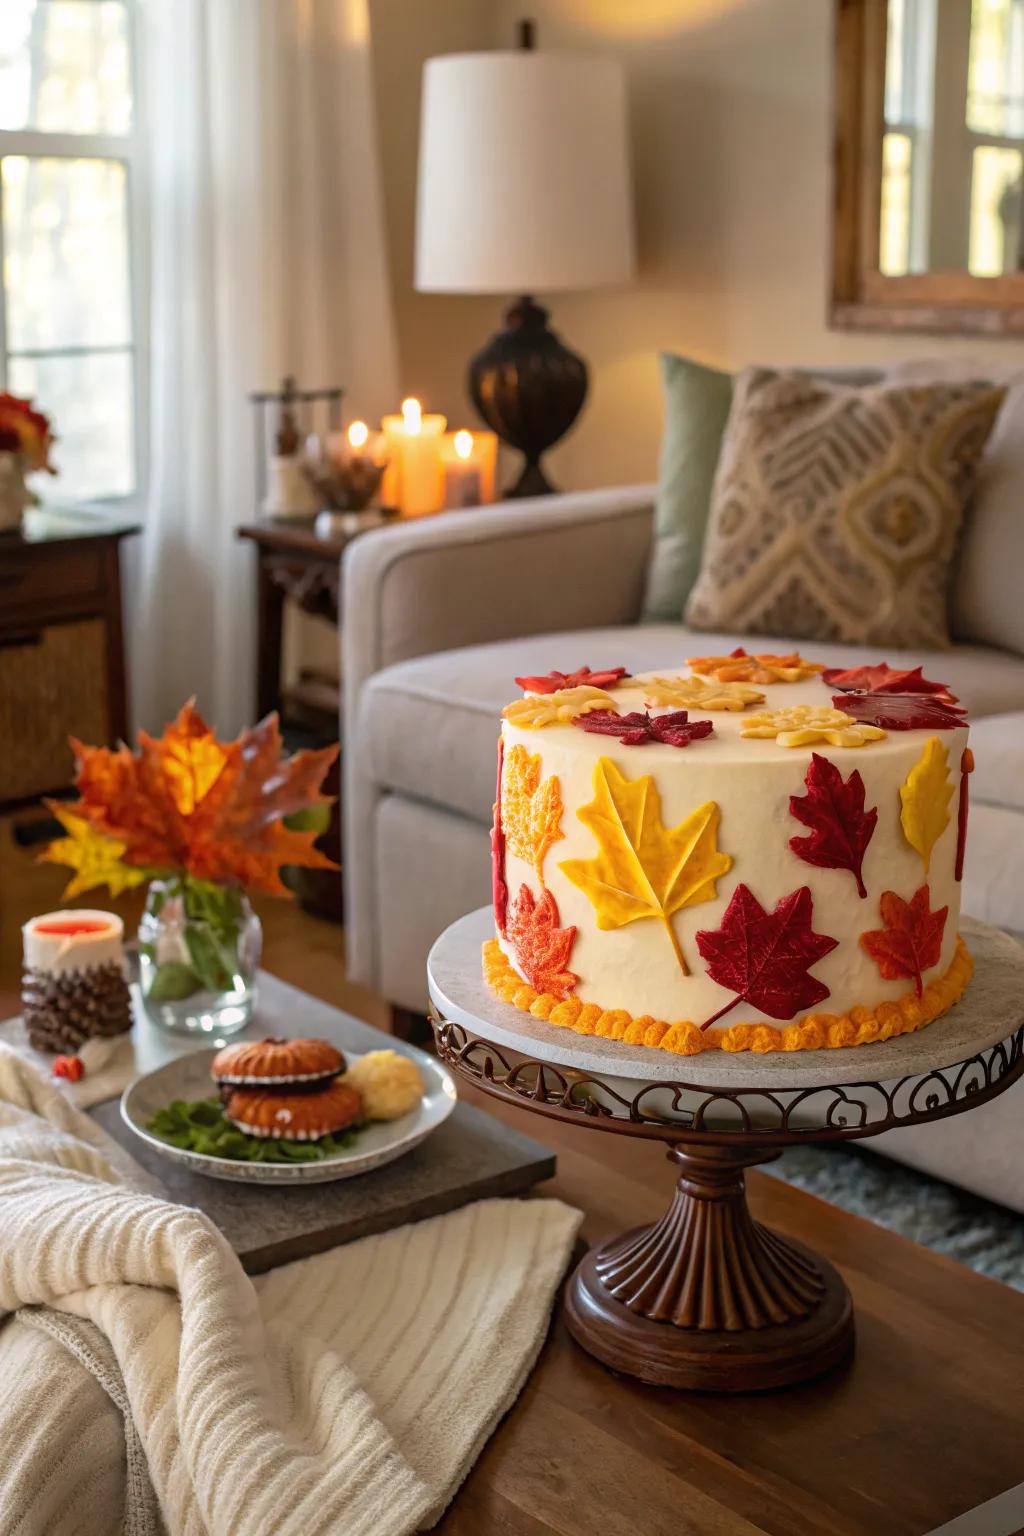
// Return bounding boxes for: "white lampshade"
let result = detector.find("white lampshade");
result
[415,51,635,295]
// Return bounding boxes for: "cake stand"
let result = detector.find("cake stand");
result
[427,910,1024,1393]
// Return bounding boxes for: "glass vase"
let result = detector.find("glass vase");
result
[137,877,261,1037]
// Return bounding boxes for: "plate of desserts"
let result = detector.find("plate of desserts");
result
[121,1035,457,1184]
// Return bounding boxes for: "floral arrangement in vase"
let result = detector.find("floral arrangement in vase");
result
[42,701,338,1035]
[0,392,56,532]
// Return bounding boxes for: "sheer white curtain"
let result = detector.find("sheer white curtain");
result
[131,0,398,735]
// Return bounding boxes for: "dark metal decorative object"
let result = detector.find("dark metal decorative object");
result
[430,1008,1024,1391]
[468,296,588,498]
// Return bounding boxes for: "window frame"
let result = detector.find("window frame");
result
[0,0,147,506]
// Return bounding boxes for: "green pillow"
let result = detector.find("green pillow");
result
[641,352,733,623]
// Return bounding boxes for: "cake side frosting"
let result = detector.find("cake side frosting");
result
[487,654,972,1054]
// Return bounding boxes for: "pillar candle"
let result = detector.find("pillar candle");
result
[380,398,447,516]
[440,429,497,508]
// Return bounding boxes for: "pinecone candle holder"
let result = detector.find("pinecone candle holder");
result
[21,911,132,1054]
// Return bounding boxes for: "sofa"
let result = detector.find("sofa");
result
[342,485,1024,1211]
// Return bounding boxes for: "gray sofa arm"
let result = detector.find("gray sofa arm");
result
[340,484,655,703]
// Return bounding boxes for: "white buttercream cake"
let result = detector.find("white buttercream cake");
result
[485,652,973,1055]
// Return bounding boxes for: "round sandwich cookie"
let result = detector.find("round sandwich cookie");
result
[211,1036,345,1088]
[224,1080,363,1140]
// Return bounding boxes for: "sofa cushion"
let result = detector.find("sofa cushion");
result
[969,712,1024,813]
[360,624,1024,826]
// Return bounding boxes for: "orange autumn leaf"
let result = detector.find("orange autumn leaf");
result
[501,743,564,884]
[507,884,578,999]
[56,700,338,897]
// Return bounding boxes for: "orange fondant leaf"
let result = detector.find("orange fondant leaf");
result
[51,700,338,897]
[501,744,564,883]
[860,885,948,998]
[507,884,578,999]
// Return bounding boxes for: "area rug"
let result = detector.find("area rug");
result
[767,1144,1024,1291]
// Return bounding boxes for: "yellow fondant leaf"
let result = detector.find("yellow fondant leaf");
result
[740,706,886,748]
[502,744,564,883]
[633,675,765,711]
[559,755,732,976]
[40,804,150,899]
[900,736,954,875]
[502,686,615,729]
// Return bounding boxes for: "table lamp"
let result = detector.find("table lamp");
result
[415,23,635,497]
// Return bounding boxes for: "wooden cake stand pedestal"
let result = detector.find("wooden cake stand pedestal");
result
[427,910,1024,1393]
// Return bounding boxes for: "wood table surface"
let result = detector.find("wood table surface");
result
[437,1083,1024,1536]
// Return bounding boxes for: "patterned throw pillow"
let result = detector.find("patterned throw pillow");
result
[685,368,1006,649]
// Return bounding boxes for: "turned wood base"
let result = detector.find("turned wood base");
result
[563,1145,855,1392]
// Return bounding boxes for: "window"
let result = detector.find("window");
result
[966,0,1024,273]
[0,0,139,501]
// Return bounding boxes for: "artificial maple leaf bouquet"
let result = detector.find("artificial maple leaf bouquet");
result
[42,701,338,1015]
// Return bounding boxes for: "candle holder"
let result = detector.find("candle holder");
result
[21,911,132,1054]
[303,452,388,513]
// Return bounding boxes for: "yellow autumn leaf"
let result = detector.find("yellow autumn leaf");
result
[559,755,732,976]
[502,686,615,729]
[502,744,564,883]
[41,804,150,899]
[900,736,954,875]
[633,675,765,711]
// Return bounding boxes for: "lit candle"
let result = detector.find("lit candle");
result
[380,397,447,516]
[21,910,132,1054]
[440,428,498,508]
[348,419,370,454]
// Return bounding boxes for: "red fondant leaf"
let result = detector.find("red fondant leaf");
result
[695,884,838,1029]
[789,752,877,899]
[832,692,966,730]
[824,663,959,705]
[491,738,508,935]
[573,708,715,748]
[507,884,578,999]
[515,666,630,694]
[860,885,948,998]
[955,747,973,883]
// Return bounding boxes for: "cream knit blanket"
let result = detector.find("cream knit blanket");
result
[0,1043,581,1536]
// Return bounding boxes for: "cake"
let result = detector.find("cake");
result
[485,651,973,1055]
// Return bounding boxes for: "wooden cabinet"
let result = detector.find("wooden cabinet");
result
[0,509,138,805]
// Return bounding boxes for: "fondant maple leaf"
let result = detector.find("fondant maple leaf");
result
[515,665,630,693]
[507,884,578,999]
[574,708,714,748]
[824,663,959,705]
[491,739,508,935]
[501,743,564,882]
[695,884,839,1029]
[833,693,966,730]
[789,753,878,898]
[53,701,338,896]
[559,756,732,976]
[900,737,954,875]
[687,647,824,685]
[860,885,948,998]
[502,687,615,729]
[633,675,765,711]
[741,705,886,748]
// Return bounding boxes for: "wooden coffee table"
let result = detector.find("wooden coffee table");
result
[439,1082,1024,1536]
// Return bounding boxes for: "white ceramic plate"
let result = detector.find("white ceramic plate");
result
[121,1045,458,1184]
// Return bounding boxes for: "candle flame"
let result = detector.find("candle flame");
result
[347,420,369,451]
[401,397,422,435]
[454,430,473,461]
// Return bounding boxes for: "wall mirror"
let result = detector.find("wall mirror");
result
[833,0,1024,332]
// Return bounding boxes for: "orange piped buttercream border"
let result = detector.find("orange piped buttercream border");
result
[481,937,973,1056]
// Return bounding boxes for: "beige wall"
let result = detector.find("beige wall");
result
[377,0,1024,495]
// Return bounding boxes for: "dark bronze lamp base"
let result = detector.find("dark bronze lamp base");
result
[468,295,587,497]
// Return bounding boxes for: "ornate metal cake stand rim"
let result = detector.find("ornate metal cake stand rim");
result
[427,908,1024,1089]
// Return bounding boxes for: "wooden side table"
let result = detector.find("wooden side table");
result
[0,506,139,807]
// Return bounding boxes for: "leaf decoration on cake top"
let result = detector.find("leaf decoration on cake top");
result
[507,884,578,999]
[788,753,878,898]
[955,747,974,883]
[687,647,824,685]
[824,662,959,705]
[514,665,630,694]
[502,686,615,729]
[633,674,766,710]
[900,737,954,875]
[559,756,732,977]
[831,692,966,731]
[860,885,948,998]
[695,884,839,1029]
[741,706,886,748]
[573,708,714,748]
[501,743,564,882]
[490,739,508,935]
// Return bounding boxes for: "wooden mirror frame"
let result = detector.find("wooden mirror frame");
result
[831,0,1024,335]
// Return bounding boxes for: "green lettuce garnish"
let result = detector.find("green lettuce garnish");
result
[147,1097,362,1163]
